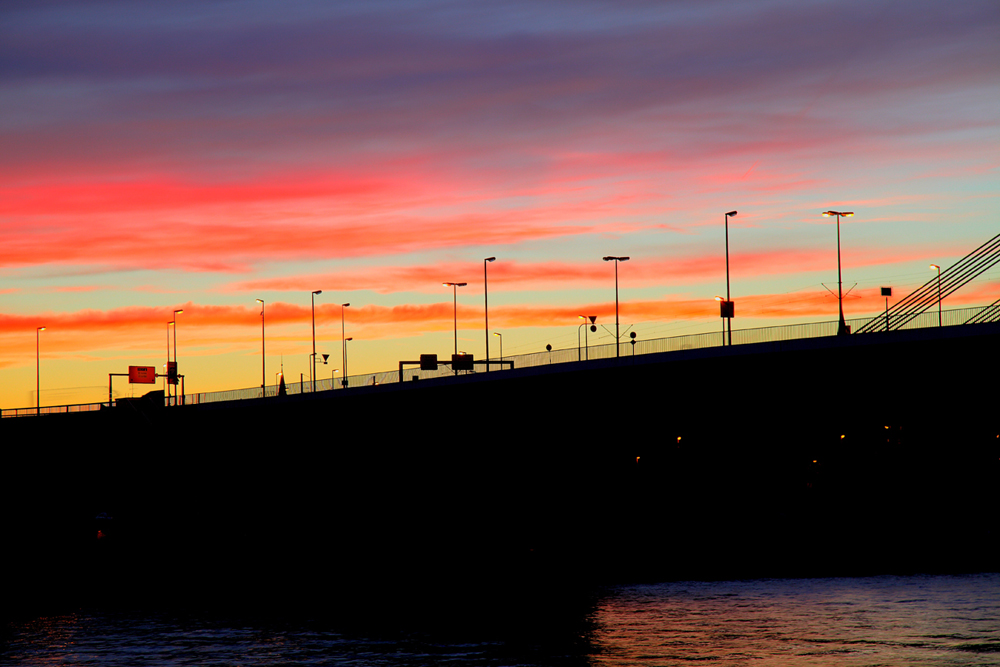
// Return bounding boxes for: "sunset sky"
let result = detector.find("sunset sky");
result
[2,0,998,408]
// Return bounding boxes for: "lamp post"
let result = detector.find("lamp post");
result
[172,309,183,404]
[341,303,350,388]
[484,257,495,371]
[823,211,854,335]
[602,256,629,357]
[166,321,173,404]
[493,332,502,365]
[443,282,467,356]
[724,210,737,346]
[256,299,265,396]
[715,297,725,346]
[311,290,322,392]
[930,264,942,327]
[172,308,183,362]
[36,326,45,415]
[343,337,352,387]
[578,315,596,361]
[173,309,184,404]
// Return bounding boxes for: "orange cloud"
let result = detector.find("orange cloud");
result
[3,279,997,363]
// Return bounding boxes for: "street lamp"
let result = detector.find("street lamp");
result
[443,282,467,357]
[311,290,322,392]
[715,297,725,346]
[341,303,350,387]
[167,321,174,405]
[172,309,183,404]
[493,332,503,365]
[930,264,942,327]
[822,211,854,335]
[578,315,596,361]
[344,337,353,387]
[484,257,496,371]
[602,256,629,357]
[256,299,265,396]
[36,326,45,415]
[172,309,183,357]
[724,210,737,346]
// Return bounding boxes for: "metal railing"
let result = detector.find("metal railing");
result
[1,402,108,418]
[965,298,1000,325]
[184,304,1000,406]
[5,303,997,416]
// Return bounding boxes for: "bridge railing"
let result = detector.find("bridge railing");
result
[1,402,108,418]
[5,304,997,415]
[186,304,995,405]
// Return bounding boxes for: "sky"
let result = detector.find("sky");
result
[1,0,998,408]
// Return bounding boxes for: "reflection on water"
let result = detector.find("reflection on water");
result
[4,574,998,666]
[591,574,1000,665]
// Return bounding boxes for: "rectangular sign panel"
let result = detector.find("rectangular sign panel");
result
[128,365,157,384]
[452,353,474,371]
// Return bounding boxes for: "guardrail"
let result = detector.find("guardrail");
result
[5,304,996,416]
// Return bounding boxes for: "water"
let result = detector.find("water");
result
[4,574,998,666]
[591,575,1000,666]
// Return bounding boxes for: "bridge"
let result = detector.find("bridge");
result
[7,229,999,417]
[4,303,998,609]
[5,301,999,417]
[5,233,999,607]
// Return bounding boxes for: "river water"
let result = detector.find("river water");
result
[4,574,998,666]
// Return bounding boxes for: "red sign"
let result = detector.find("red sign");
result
[129,365,157,384]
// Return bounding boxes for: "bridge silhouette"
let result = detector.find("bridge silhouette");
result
[5,294,998,608]
[4,278,998,612]
[5,302,998,417]
[5,230,998,417]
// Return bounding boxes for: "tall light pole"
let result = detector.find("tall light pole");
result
[36,326,45,415]
[167,321,173,404]
[602,256,629,357]
[823,211,854,335]
[341,302,350,388]
[344,337,353,387]
[172,309,183,404]
[930,264,942,327]
[484,257,495,372]
[493,331,502,364]
[578,315,596,361]
[443,282,467,356]
[311,290,322,392]
[715,297,726,346]
[172,309,183,362]
[724,210,737,346]
[256,299,265,396]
